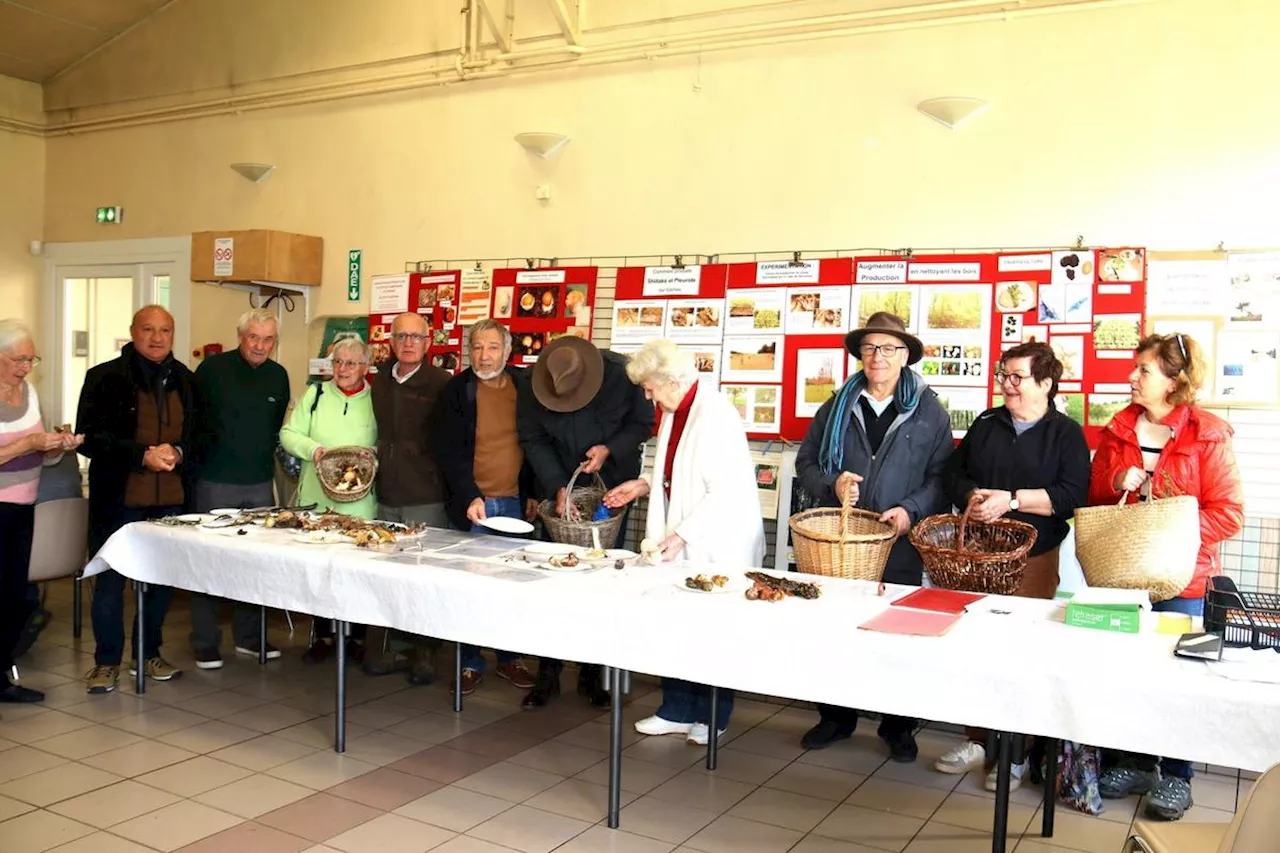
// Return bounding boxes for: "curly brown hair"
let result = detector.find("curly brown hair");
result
[1136,333,1207,406]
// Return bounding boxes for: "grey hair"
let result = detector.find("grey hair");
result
[237,308,279,335]
[469,319,512,357]
[0,319,33,353]
[331,336,371,363]
[625,339,698,388]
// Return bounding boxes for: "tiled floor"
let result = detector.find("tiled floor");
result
[1,579,1247,853]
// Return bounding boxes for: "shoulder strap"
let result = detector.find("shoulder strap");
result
[310,382,324,415]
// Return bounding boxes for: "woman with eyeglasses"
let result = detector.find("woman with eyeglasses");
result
[280,336,378,663]
[935,341,1090,787]
[0,320,82,703]
[1089,333,1243,822]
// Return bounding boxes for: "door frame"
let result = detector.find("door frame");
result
[40,236,192,426]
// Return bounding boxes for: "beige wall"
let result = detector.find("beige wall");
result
[32,0,1280,387]
[0,74,44,329]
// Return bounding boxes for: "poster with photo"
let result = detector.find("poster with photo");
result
[1098,248,1145,283]
[1092,314,1142,351]
[678,345,721,389]
[921,285,991,334]
[370,274,411,314]
[918,336,988,387]
[1147,259,1226,315]
[722,384,782,434]
[855,286,919,332]
[994,281,1036,313]
[665,299,725,342]
[1000,314,1024,343]
[785,287,850,334]
[933,387,990,437]
[1022,324,1048,344]
[726,289,785,334]
[458,268,492,324]
[1054,393,1086,427]
[752,451,782,519]
[516,286,560,319]
[1050,336,1085,382]
[721,335,785,384]
[612,301,666,343]
[1216,331,1279,402]
[794,349,845,418]
[563,285,589,320]
[1086,394,1132,428]
[1037,283,1092,324]
[493,287,514,319]
[1227,251,1280,291]
[1052,250,1095,285]
[510,331,548,364]
[1225,292,1278,327]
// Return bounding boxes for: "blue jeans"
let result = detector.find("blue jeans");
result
[657,678,733,731]
[1153,597,1204,617]
[460,496,522,672]
[90,506,179,666]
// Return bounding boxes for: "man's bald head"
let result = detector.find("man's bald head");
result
[131,304,175,364]
[390,312,429,368]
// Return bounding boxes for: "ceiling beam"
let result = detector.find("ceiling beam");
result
[545,0,581,45]
[475,0,514,54]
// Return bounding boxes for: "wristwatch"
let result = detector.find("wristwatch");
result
[1008,493,1020,511]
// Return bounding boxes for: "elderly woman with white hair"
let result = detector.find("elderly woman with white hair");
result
[0,320,82,703]
[604,339,765,745]
[281,335,378,664]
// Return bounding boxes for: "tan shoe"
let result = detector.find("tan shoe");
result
[129,657,183,682]
[85,665,120,694]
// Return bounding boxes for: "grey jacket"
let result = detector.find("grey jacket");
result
[795,386,954,584]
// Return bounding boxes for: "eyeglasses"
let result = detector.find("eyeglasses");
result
[332,359,368,370]
[2,354,40,368]
[995,371,1030,387]
[391,333,428,344]
[858,344,907,358]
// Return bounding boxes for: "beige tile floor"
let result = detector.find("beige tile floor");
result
[0,580,1247,853]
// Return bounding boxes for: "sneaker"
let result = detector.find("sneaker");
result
[985,758,1029,791]
[194,648,224,670]
[495,661,536,690]
[878,726,919,763]
[1145,777,1193,821]
[129,657,183,681]
[0,681,44,703]
[635,715,693,737]
[801,719,854,750]
[235,641,282,660]
[1099,766,1160,799]
[936,741,986,775]
[686,723,726,746]
[85,665,120,694]
[450,668,481,697]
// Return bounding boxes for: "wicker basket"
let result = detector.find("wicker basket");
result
[1074,488,1200,602]
[316,446,378,504]
[910,500,1037,595]
[537,466,626,550]
[789,487,896,581]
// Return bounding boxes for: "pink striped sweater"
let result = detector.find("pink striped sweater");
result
[0,382,46,505]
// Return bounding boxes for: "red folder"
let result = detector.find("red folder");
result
[891,588,986,614]
[859,608,962,637]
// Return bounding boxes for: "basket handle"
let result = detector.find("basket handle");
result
[562,463,605,521]
[838,480,855,544]
[958,496,981,554]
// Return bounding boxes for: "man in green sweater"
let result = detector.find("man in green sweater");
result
[188,308,291,670]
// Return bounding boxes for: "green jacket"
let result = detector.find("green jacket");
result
[280,380,377,519]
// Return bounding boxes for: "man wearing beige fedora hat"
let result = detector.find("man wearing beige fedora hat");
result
[795,311,954,762]
[518,335,654,709]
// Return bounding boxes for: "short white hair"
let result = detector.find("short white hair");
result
[331,336,371,363]
[237,308,279,336]
[0,319,32,353]
[469,320,512,357]
[626,339,698,388]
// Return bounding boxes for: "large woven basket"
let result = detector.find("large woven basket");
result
[910,500,1037,595]
[537,466,626,550]
[316,446,378,504]
[1074,487,1200,602]
[789,487,895,581]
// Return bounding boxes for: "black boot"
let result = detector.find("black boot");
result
[522,661,561,710]
[577,664,611,709]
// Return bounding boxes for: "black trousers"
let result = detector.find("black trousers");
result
[89,505,180,666]
[0,502,36,674]
[817,703,917,738]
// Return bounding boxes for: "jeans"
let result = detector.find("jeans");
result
[90,506,180,666]
[817,704,918,740]
[657,678,733,731]
[188,480,272,652]
[461,496,521,672]
[0,503,36,674]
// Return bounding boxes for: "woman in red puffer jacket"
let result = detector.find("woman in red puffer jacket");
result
[1089,332,1244,823]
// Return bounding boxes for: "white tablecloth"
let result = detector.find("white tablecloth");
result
[88,522,1280,773]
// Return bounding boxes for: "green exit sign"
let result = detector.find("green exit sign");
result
[95,206,124,224]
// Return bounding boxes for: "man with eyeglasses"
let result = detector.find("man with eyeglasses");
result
[795,311,954,762]
[366,311,451,680]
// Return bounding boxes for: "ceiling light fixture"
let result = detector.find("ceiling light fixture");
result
[916,97,989,129]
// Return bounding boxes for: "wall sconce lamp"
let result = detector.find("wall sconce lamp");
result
[230,163,276,183]
[514,132,570,158]
[916,97,989,129]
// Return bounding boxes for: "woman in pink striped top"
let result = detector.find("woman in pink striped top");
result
[0,320,83,704]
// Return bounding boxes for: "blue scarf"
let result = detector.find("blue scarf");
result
[819,369,923,476]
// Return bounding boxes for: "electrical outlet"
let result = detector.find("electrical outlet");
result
[535,184,552,200]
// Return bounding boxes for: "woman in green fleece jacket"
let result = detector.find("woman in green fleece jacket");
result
[280,337,378,520]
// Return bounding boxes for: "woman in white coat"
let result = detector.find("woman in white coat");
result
[604,339,765,746]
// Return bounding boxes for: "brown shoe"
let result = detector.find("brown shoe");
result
[451,668,481,697]
[408,646,436,687]
[495,661,536,690]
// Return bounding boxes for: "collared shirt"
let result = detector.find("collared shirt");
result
[393,361,422,384]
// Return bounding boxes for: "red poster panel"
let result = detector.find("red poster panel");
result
[491,266,599,365]
[613,263,728,300]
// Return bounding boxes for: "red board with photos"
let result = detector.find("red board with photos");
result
[490,266,599,365]
[365,270,465,374]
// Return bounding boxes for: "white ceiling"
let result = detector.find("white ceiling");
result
[0,0,172,82]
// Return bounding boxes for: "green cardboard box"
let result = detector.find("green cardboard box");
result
[1065,601,1141,633]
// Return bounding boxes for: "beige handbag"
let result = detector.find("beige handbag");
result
[1074,481,1200,602]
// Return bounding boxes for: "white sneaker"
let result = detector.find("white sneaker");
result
[635,715,693,737]
[686,723,726,746]
[936,741,986,775]
[985,758,1028,792]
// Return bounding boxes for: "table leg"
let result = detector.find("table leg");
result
[1042,738,1059,837]
[991,732,1013,853]
[706,687,719,771]
[335,620,347,753]
[134,582,146,695]
[607,666,624,829]
[259,605,268,665]
[453,643,463,714]
[73,576,82,639]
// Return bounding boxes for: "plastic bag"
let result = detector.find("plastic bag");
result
[1056,741,1104,816]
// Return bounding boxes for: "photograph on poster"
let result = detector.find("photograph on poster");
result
[418,288,438,310]
[613,301,667,343]
[1022,324,1048,344]
[432,329,450,346]
[438,284,457,304]
[1065,284,1093,323]
[995,281,1037,313]
[922,286,989,332]
[666,299,725,341]
[1001,314,1024,343]
[563,285,588,319]
[1050,336,1085,381]
[934,388,989,434]
[1093,314,1142,350]
[1038,283,1065,323]
[1052,250,1095,284]
[723,385,781,432]
[1055,393,1086,426]
[721,336,784,383]
[856,287,918,331]
[727,289,785,333]
[493,287,514,319]
[794,349,845,417]
[1227,295,1271,325]
[786,287,849,334]
[517,287,560,318]
[919,336,987,386]
[511,332,547,360]
[1228,251,1280,290]
[1099,249,1145,282]
[1087,394,1132,427]
[1216,331,1279,402]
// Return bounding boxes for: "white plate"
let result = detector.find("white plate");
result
[477,516,535,535]
[994,281,1036,313]
[606,549,638,561]
[538,561,591,573]
[675,578,740,594]
[209,508,243,517]
[174,513,210,523]
[523,542,579,558]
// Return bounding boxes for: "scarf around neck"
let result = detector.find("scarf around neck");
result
[818,368,922,477]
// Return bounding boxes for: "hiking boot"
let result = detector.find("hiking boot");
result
[1099,766,1160,799]
[1145,777,1193,821]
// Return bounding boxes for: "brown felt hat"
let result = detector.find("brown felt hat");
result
[844,311,924,365]
[531,336,605,413]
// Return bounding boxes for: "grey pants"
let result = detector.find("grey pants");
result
[189,480,274,652]
[378,502,449,528]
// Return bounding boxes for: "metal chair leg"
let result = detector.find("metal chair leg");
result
[73,575,82,639]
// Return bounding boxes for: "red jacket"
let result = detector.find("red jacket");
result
[1088,403,1244,598]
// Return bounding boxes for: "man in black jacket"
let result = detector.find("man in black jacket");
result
[76,305,200,695]
[795,312,954,761]
[518,336,654,709]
